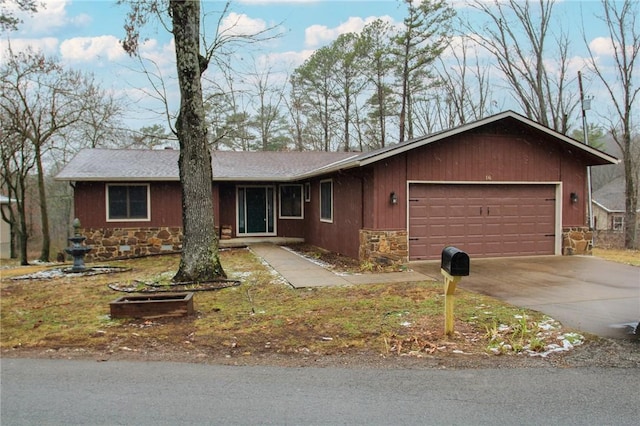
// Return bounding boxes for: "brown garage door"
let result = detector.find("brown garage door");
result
[408,184,556,260]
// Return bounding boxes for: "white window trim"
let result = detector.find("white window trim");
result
[304,182,311,202]
[279,184,304,220]
[105,183,151,222]
[319,179,333,223]
[612,215,624,232]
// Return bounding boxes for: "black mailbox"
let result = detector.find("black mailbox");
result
[441,246,469,276]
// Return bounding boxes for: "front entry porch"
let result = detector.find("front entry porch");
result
[218,237,304,249]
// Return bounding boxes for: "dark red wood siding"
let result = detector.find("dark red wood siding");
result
[304,172,363,259]
[371,155,407,230]
[368,131,588,231]
[74,181,230,231]
[405,134,562,182]
[74,181,183,228]
[560,155,588,227]
[218,183,237,235]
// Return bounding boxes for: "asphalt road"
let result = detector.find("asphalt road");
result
[2,358,639,425]
[412,256,640,338]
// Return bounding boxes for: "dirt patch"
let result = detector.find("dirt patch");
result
[3,334,638,369]
[284,243,402,273]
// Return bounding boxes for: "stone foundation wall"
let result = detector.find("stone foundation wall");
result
[359,229,408,267]
[81,227,184,261]
[562,227,593,255]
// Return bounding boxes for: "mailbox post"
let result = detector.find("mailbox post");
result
[440,247,469,336]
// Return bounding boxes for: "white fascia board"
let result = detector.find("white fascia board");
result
[294,155,361,180]
[592,199,615,213]
[54,176,179,182]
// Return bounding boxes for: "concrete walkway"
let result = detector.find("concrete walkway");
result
[249,244,432,288]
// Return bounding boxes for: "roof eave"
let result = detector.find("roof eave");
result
[214,176,297,182]
[55,177,180,182]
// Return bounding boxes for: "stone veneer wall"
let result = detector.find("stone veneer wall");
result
[562,226,593,255]
[82,227,184,261]
[359,229,408,266]
[359,227,593,263]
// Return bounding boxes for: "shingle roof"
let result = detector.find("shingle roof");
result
[592,176,639,212]
[55,148,356,182]
[212,150,357,181]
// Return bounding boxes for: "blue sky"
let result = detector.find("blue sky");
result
[1,0,622,131]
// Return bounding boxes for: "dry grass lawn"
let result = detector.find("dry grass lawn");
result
[592,248,640,266]
[0,247,606,364]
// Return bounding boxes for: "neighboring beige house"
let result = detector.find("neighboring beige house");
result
[0,195,11,259]
[592,176,640,248]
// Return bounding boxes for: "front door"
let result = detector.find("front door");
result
[237,186,275,235]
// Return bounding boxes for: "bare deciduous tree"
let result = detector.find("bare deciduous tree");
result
[0,120,34,264]
[246,63,290,151]
[468,0,576,133]
[1,47,118,262]
[434,37,493,128]
[584,0,640,249]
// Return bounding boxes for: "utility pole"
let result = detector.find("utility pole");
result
[578,71,594,230]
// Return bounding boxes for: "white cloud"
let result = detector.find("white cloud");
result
[441,34,492,60]
[238,0,316,4]
[258,49,315,69]
[304,15,395,48]
[59,35,126,62]
[139,38,176,70]
[589,37,615,56]
[219,12,268,37]
[0,37,59,60]
[16,0,91,36]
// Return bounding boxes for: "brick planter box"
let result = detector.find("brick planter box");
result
[109,292,194,319]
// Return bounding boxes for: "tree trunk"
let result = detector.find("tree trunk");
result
[171,0,225,282]
[377,79,385,148]
[34,142,50,262]
[344,95,350,152]
[399,53,409,143]
[16,177,29,265]
[18,216,28,265]
[623,135,638,249]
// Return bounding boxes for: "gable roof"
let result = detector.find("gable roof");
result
[302,110,618,177]
[592,176,639,213]
[56,110,618,182]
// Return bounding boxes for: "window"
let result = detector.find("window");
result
[280,185,303,219]
[612,215,624,232]
[320,179,333,222]
[107,184,149,221]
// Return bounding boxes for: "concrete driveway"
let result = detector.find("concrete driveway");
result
[412,256,640,339]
